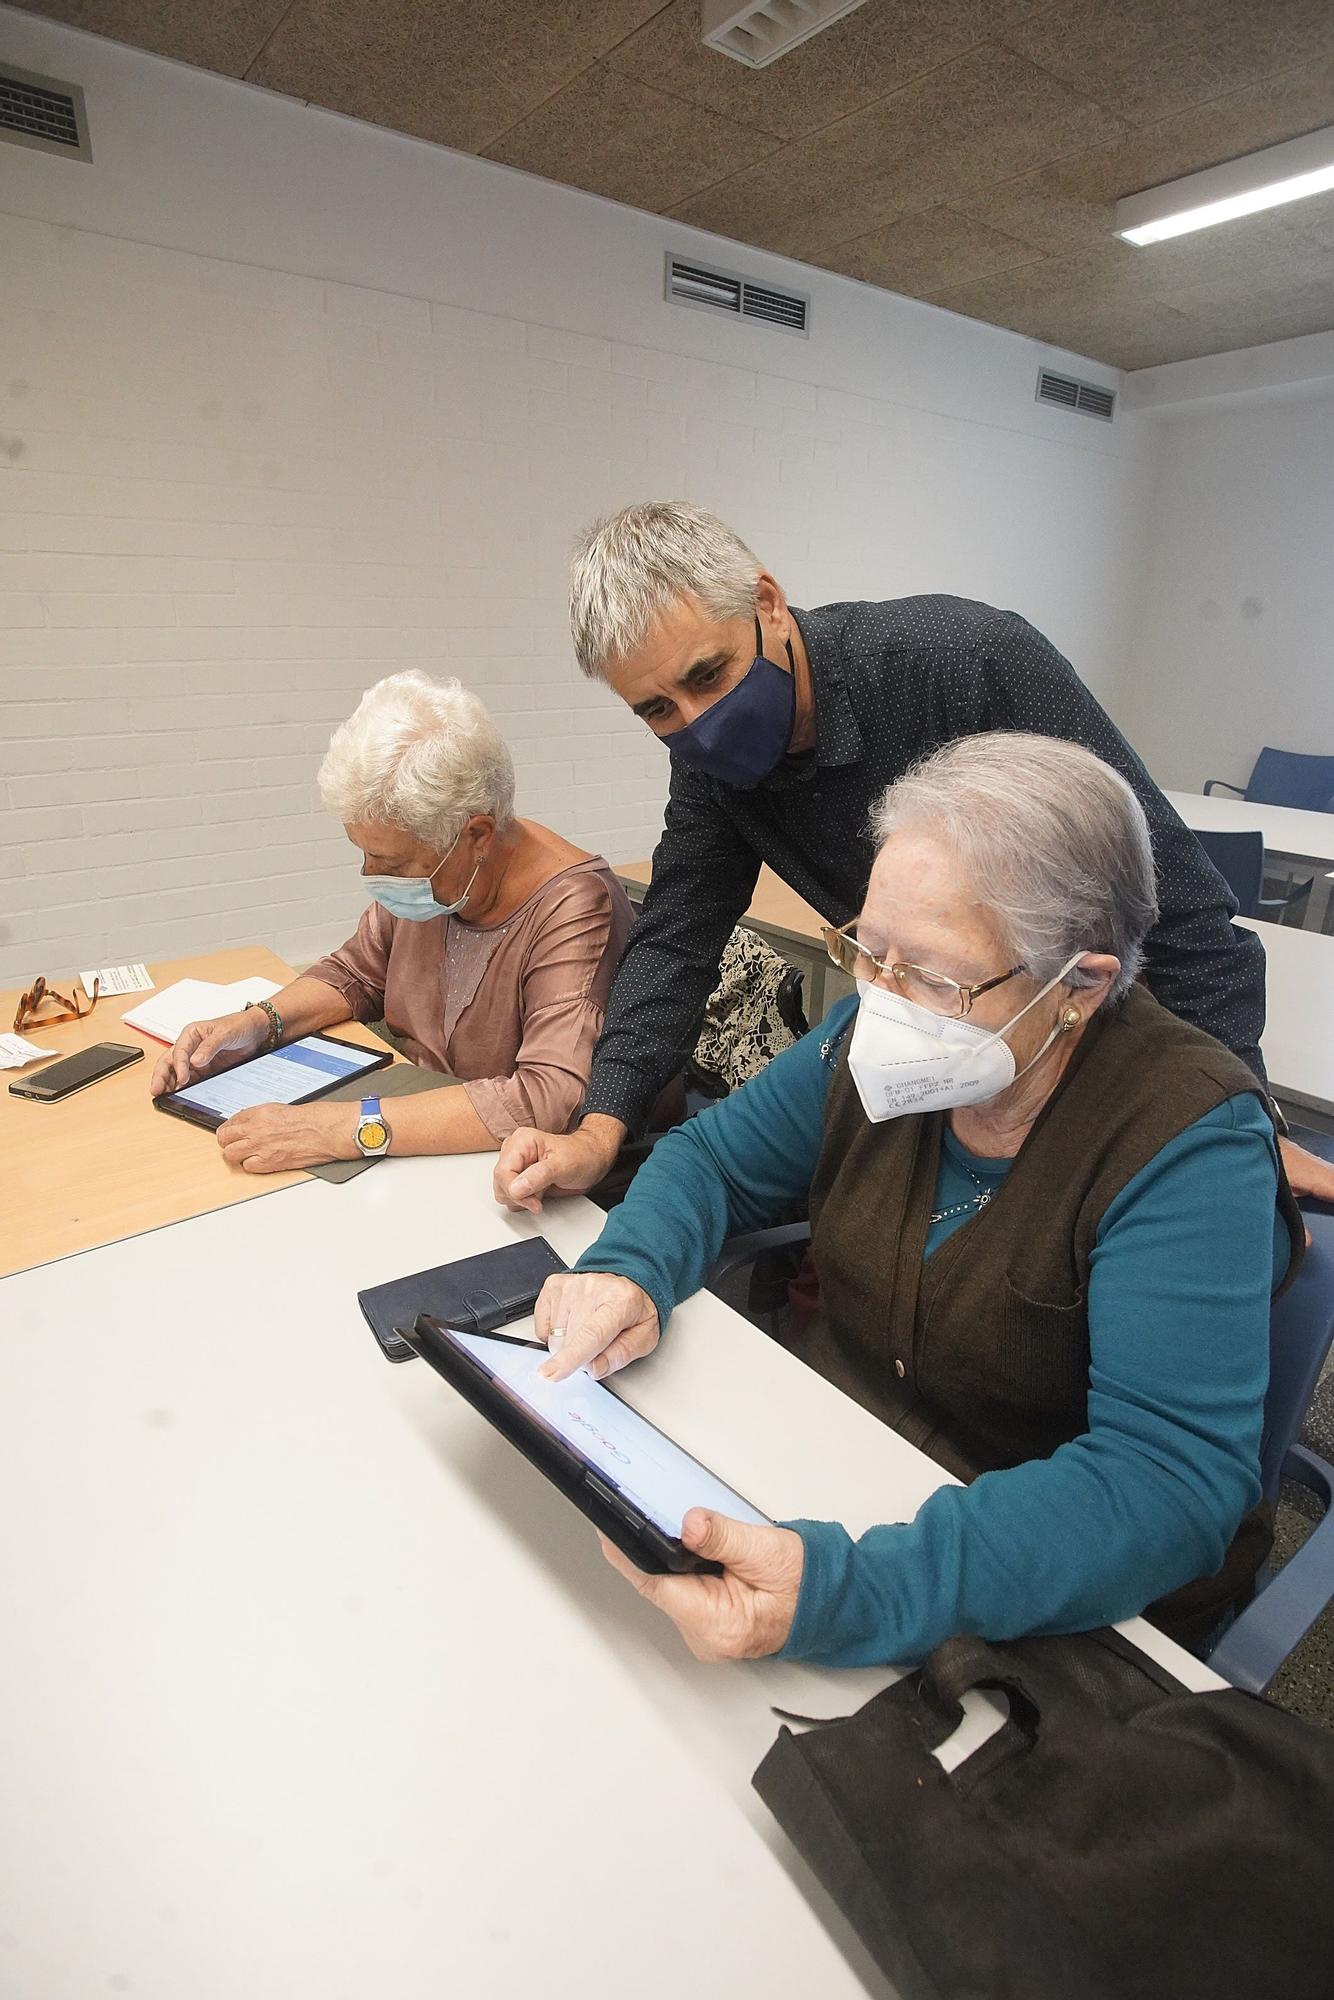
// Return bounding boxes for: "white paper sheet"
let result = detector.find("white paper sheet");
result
[81,963,153,998]
[0,1033,58,1070]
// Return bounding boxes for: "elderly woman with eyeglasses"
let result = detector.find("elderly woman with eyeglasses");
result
[150,671,633,1173]
[532,732,1302,1668]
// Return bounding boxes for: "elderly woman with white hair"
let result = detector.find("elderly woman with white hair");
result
[151,671,633,1171]
[532,732,1302,1668]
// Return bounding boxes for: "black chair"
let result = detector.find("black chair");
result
[1203,749,1334,922]
[1205,748,1334,814]
[1194,828,1295,923]
[1209,1203,1334,1690]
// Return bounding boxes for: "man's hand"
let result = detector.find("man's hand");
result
[216,1102,358,1175]
[534,1271,659,1382]
[599,1510,805,1662]
[1280,1136,1334,1206]
[152,1008,268,1096]
[493,1115,625,1213]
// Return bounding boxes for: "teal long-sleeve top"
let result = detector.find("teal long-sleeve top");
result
[573,996,1289,1668]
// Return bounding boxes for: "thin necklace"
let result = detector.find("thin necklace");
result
[929,1152,999,1227]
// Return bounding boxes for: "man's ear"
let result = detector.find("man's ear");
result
[755,571,791,651]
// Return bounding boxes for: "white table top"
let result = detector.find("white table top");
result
[1238,916,1334,1117]
[1164,789,1334,866]
[0,1155,1218,1999]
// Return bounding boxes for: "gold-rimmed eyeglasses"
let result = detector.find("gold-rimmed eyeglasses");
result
[13,972,99,1035]
[821,920,1024,1018]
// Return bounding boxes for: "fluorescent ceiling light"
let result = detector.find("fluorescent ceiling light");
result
[702,0,870,68]
[1115,124,1334,246]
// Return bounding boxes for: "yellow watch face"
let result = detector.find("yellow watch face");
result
[359,1120,388,1150]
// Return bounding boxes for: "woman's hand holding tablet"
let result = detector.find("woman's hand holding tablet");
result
[598,1510,806,1663]
[402,1268,808,1659]
[522,1269,808,1657]
[153,1031,392,1169]
[212,1099,364,1174]
[153,1031,389,1131]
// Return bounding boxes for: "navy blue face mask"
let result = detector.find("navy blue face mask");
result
[665,619,797,789]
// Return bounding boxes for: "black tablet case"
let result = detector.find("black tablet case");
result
[358,1237,569,1363]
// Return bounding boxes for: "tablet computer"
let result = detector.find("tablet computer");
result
[402,1313,771,1576]
[154,1031,391,1130]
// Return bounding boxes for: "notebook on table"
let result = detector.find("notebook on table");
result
[122,976,281,1045]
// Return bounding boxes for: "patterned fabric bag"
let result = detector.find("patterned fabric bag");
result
[690,925,809,1095]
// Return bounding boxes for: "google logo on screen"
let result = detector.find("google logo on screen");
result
[566,1406,631,1466]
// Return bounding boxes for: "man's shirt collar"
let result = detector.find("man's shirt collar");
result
[785,606,864,775]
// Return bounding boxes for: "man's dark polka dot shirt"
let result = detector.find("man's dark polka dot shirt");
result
[583,595,1266,1134]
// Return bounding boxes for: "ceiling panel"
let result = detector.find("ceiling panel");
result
[9,0,1334,371]
[669,45,1127,261]
[602,0,1037,140]
[6,0,290,74]
[926,199,1334,364]
[997,0,1334,131]
[482,64,780,213]
[247,0,667,155]
[832,207,1045,295]
[955,57,1334,262]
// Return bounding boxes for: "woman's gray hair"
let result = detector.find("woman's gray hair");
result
[870,732,1158,1002]
[570,501,762,679]
[317,670,515,850]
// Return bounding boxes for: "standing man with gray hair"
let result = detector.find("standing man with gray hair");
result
[494,501,1332,1207]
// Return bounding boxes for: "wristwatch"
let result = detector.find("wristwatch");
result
[354,1096,392,1160]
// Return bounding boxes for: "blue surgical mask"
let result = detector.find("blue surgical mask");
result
[666,618,796,789]
[363,833,480,922]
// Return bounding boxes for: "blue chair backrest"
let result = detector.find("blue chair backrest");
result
[1195,829,1264,918]
[1246,748,1334,813]
[1261,1207,1334,1506]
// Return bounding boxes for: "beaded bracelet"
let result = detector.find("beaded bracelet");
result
[249,997,284,1052]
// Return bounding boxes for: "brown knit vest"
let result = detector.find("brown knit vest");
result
[803,985,1304,1647]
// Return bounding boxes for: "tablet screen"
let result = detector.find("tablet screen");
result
[447,1326,770,1540]
[165,1036,385,1121]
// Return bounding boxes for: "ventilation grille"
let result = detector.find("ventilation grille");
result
[1036,368,1115,422]
[0,63,91,161]
[666,256,810,336]
[703,0,871,68]
[742,280,808,330]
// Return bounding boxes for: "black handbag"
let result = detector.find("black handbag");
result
[752,1627,1334,2000]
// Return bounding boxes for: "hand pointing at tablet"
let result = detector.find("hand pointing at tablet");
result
[535,1271,660,1383]
[151,1007,269,1097]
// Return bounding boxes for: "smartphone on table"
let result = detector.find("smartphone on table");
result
[9,1042,145,1102]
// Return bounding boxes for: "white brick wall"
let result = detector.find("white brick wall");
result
[0,224,675,976]
[0,10,1154,985]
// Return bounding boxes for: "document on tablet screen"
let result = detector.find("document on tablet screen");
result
[168,1039,382,1120]
[451,1328,770,1540]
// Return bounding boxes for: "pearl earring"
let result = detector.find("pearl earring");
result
[1061,1006,1081,1031]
